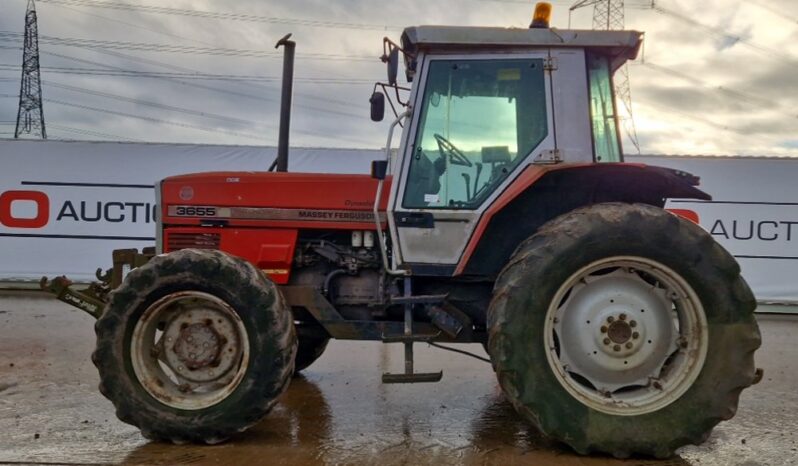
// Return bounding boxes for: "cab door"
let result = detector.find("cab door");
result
[388,52,556,275]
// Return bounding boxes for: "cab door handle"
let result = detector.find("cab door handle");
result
[394,212,434,229]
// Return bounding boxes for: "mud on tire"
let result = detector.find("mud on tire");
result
[93,248,297,444]
[487,203,761,458]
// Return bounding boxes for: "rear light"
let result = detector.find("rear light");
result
[166,232,221,251]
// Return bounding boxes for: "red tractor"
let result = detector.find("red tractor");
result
[46,4,761,458]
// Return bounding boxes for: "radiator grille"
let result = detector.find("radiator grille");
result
[166,232,221,251]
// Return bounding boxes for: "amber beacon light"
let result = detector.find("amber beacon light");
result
[530,2,552,28]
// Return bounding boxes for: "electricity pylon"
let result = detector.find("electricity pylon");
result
[15,0,46,139]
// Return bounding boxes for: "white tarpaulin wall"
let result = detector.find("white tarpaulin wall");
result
[1,140,796,304]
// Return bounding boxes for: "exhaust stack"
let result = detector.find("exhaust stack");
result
[274,34,295,172]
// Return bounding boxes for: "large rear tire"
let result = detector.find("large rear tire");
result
[487,203,760,458]
[93,248,297,444]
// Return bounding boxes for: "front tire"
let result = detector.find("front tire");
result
[93,249,297,443]
[487,203,760,458]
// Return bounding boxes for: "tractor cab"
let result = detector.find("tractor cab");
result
[371,21,644,275]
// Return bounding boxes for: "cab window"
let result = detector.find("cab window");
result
[587,53,622,163]
[403,58,548,209]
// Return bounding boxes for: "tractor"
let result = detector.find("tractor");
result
[44,3,761,458]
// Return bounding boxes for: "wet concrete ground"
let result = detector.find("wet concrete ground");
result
[0,290,796,466]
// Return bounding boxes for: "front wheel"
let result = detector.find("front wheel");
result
[487,203,761,458]
[93,249,297,443]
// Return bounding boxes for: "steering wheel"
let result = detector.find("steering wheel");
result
[433,133,472,167]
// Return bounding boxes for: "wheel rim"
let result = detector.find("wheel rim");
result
[130,291,250,410]
[543,256,708,416]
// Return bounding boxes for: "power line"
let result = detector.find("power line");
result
[652,4,798,67]
[48,123,143,141]
[0,63,375,83]
[39,48,362,114]
[43,78,369,131]
[748,0,798,26]
[44,0,221,49]
[45,97,274,141]
[637,61,797,119]
[634,99,788,156]
[36,0,402,31]
[41,97,375,146]
[42,80,257,126]
[0,31,377,62]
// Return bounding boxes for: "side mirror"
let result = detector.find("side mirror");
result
[371,160,388,180]
[387,47,399,86]
[369,92,385,122]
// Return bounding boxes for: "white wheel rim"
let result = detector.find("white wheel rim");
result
[543,256,708,416]
[130,291,250,410]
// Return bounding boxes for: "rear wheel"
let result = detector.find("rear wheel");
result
[93,248,297,443]
[487,203,760,458]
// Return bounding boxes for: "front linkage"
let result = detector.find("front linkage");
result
[41,247,156,319]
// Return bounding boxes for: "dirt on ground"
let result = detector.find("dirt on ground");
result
[0,290,796,465]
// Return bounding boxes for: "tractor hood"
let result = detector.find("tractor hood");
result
[160,171,391,227]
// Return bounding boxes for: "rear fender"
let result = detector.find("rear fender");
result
[457,163,710,278]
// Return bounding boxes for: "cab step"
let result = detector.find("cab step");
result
[381,279,444,384]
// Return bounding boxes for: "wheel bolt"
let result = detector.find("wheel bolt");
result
[613,344,621,352]
[189,353,196,359]
[630,320,637,328]
[603,338,611,345]
[632,332,639,339]
[607,316,615,323]
[600,325,608,333]
[619,313,627,321]
[177,366,184,372]
[625,342,633,349]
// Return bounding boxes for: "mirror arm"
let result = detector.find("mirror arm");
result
[374,108,412,276]
[374,82,411,125]
[381,37,414,64]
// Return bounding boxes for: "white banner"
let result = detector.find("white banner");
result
[628,155,798,304]
[1,140,796,304]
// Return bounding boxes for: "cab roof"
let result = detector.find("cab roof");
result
[401,26,643,70]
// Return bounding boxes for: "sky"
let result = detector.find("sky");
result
[0,0,796,156]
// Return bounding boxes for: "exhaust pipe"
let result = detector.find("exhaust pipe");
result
[273,33,295,172]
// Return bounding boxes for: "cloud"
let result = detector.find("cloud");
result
[0,0,796,157]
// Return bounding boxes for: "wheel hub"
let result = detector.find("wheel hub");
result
[607,319,631,344]
[173,323,223,370]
